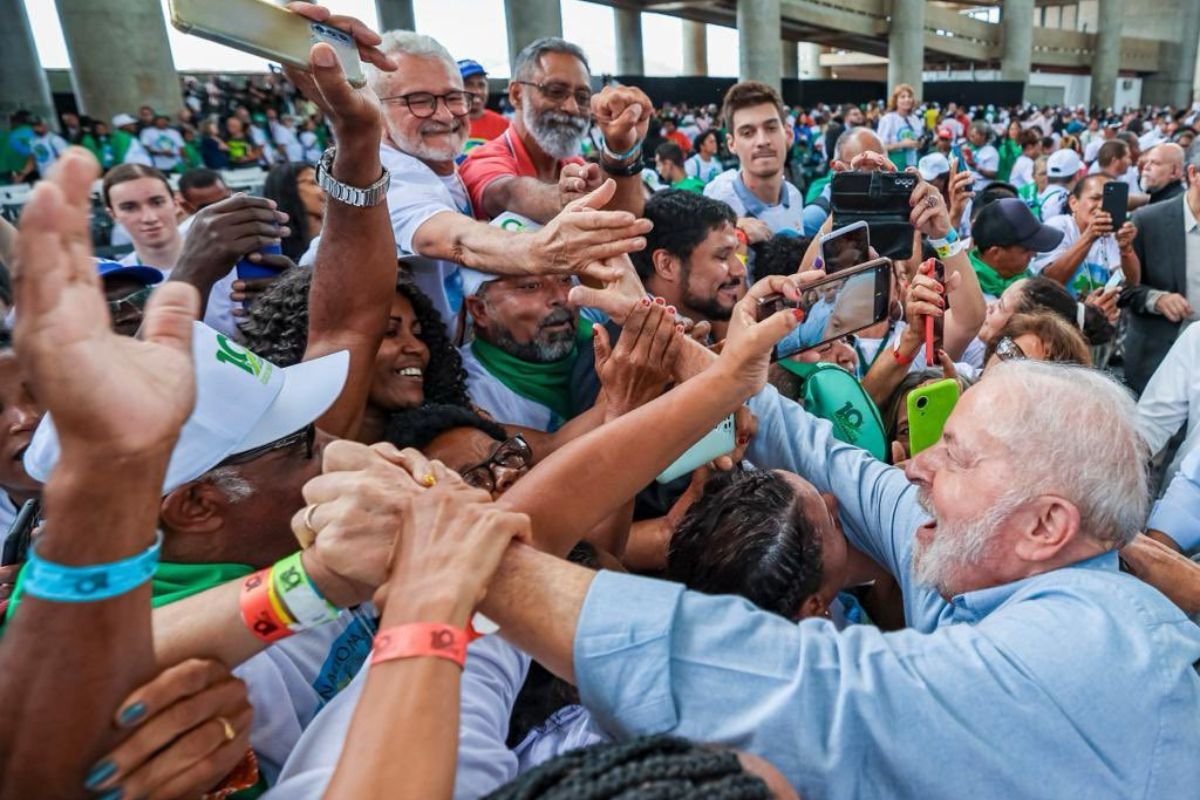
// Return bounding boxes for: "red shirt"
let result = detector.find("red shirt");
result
[459,129,585,220]
[464,110,510,152]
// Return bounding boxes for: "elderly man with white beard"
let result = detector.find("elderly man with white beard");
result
[460,37,653,224]
[301,30,652,336]
[466,318,1200,799]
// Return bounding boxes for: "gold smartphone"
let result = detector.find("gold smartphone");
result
[168,0,365,87]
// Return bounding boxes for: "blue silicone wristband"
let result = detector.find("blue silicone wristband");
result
[24,532,162,603]
[600,135,643,162]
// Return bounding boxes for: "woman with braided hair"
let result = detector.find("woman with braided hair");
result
[485,735,795,800]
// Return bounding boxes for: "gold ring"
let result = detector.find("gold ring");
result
[294,503,321,549]
[216,715,236,742]
[303,503,321,535]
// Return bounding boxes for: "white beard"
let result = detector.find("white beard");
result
[911,488,1022,596]
[522,102,587,160]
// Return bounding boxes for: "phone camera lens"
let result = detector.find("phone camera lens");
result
[916,396,928,410]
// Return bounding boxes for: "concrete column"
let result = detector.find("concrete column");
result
[1000,0,1035,87]
[781,40,799,79]
[1137,1,1200,108]
[1090,0,1123,110]
[738,0,783,92]
[0,0,56,124]
[55,0,180,124]
[614,7,644,76]
[799,43,833,79]
[682,20,708,77]
[505,0,563,70]
[375,0,416,31]
[887,0,925,94]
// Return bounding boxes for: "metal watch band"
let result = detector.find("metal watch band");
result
[316,147,390,208]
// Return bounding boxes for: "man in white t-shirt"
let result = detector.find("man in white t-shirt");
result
[1037,148,1082,221]
[704,81,806,242]
[23,117,69,180]
[1084,120,1118,165]
[1030,174,1139,298]
[963,120,999,192]
[301,31,650,339]
[270,113,306,162]
[139,115,185,173]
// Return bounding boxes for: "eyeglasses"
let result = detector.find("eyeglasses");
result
[377,91,476,119]
[219,423,316,467]
[460,434,532,493]
[107,286,153,319]
[513,81,592,109]
[993,336,1027,362]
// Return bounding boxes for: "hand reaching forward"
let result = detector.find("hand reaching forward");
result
[594,300,683,420]
[567,252,648,325]
[14,148,198,461]
[528,180,652,281]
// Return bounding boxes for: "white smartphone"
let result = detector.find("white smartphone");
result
[1103,269,1125,292]
[169,0,365,87]
[819,220,870,275]
[657,415,736,484]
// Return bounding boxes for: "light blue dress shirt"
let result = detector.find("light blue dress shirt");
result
[1148,445,1200,552]
[572,386,1200,799]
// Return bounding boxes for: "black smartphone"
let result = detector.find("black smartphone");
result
[1,499,41,566]
[830,171,918,260]
[758,258,893,361]
[1102,181,1129,230]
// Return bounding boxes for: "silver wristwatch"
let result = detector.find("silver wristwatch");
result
[315,147,390,207]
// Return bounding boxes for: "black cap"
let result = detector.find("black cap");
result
[972,197,1064,253]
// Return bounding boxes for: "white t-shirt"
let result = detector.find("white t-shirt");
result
[684,153,723,184]
[1010,155,1034,189]
[877,112,924,169]
[30,132,68,176]
[249,124,276,165]
[1029,214,1120,297]
[704,170,806,236]
[271,121,304,162]
[299,131,322,164]
[299,142,468,337]
[1084,137,1105,165]
[460,344,560,432]
[139,127,184,172]
[1038,184,1071,221]
[970,144,999,191]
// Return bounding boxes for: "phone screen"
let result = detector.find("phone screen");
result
[820,223,870,274]
[760,259,892,361]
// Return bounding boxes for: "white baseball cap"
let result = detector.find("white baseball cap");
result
[111,113,137,128]
[918,153,950,182]
[1046,148,1083,178]
[24,322,349,495]
[459,212,543,297]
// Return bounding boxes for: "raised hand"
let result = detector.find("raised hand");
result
[567,252,648,325]
[592,85,654,154]
[558,162,605,209]
[173,194,290,291]
[14,148,197,461]
[529,180,652,278]
[594,300,683,420]
[909,174,952,239]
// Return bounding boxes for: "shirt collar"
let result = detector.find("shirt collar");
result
[946,550,1120,624]
[1182,193,1200,235]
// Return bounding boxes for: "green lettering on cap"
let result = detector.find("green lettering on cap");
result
[215,334,274,385]
[500,218,525,231]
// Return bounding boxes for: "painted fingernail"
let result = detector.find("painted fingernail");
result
[675,323,685,332]
[97,790,123,800]
[117,702,146,727]
[793,308,806,322]
[640,297,652,307]
[666,306,676,316]
[813,257,824,269]
[654,297,666,305]
[84,761,117,790]
[935,283,944,294]
[737,436,749,446]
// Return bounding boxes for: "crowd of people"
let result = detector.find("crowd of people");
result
[1,2,1200,798]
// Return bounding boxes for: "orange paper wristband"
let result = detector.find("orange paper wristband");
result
[240,568,294,643]
[371,623,471,669]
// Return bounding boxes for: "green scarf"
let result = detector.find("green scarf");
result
[471,319,592,420]
[4,559,254,624]
[969,248,1029,299]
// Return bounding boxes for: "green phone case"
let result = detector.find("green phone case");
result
[907,378,960,457]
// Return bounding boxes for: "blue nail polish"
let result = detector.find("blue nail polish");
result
[117,701,146,726]
[84,760,116,790]
[97,788,124,800]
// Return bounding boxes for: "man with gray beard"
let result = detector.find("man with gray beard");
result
[457,237,585,431]
[460,37,652,223]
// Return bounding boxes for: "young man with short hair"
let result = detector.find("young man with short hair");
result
[704,81,807,240]
[103,163,184,273]
[653,142,705,193]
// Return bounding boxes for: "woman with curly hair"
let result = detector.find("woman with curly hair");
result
[237,268,470,443]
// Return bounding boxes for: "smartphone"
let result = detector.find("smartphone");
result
[924,259,948,367]
[1103,269,1125,292]
[907,379,960,457]
[1102,181,1129,230]
[830,171,918,260]
[657,415,735,484]
[1,499,41,566]
[819,221,870,275]
[169,0,365,87]
[757,258,893,362]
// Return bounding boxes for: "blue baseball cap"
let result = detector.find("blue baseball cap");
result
[458,59,487,80]
[95,259,163,287]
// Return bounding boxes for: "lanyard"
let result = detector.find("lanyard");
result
[853,322,895,378]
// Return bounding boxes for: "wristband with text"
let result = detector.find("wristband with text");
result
[273,551,339,629]
[240,567,294,643]
[371,622,471,669]
[927,229,965,260]
[24,532,162,603]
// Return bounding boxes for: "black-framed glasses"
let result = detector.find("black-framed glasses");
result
[993,336,1027,362]
[377,91,476,118]
[513,81,592,109]
[219,423,316,467]
[107,286,153,318]
[460,434,532,492]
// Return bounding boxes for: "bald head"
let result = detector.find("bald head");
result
[1141,142,1185,193]
[833,128,885,166]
